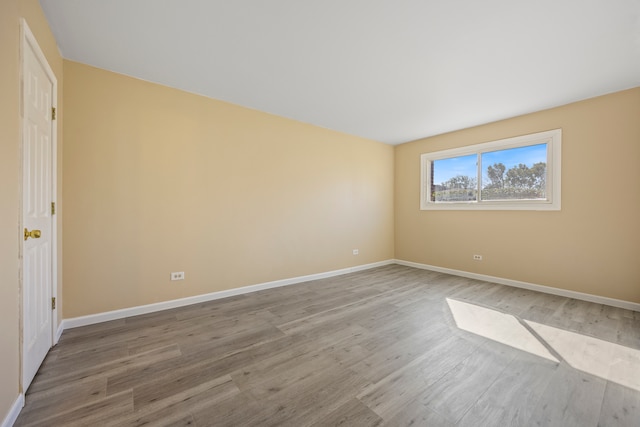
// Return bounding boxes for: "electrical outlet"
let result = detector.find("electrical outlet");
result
[473,255,482,261]
[352,249,359,255]
[171,271,185,281]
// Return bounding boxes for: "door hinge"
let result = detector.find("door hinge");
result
[52,297,56,310]
[52,107,56,120]
[51,202,56,215]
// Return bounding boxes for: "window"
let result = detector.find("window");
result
[421,129,561,210]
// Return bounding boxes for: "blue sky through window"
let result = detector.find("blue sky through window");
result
[433,143,547,185]
[433,154,476,185]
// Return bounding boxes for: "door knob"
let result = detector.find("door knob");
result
[24,228,42,240]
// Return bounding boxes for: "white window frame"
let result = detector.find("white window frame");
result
[420,129,561,211]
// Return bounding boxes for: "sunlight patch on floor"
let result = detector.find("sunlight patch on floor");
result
[446,298,640,392]
[527,321,640,392]
[446,298,558,362]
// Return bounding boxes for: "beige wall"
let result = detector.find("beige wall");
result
[0,0,63,420]
[395,88,640,303]
[0,0,21,417]
[62,61,394,318]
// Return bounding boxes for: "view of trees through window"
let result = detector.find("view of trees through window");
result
[431,143,547,202]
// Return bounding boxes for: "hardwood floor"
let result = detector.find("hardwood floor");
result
[15,265,640,426]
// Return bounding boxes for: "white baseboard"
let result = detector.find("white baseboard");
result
[58,257,638,336]
[1,394,23,427]
[394,259,640,312]
[60,260,395,331]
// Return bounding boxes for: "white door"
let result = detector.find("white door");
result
[22,22,56,392]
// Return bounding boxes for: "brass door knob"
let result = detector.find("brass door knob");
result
[24,228,42,240]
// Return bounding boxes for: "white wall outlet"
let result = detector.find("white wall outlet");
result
[171,271,185,281]
[352,249,359,255]
[473,255,483,261]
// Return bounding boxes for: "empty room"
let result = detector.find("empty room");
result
[1,0,639,426]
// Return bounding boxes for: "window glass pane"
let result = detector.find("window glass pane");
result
[431,154,477,202]
[481,143,547,200]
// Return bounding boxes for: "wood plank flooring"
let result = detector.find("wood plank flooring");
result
[15,265,640,426]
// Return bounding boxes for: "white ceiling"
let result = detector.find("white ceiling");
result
[40,0,640,145]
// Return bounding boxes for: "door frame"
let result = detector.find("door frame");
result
[20,18,59,393]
